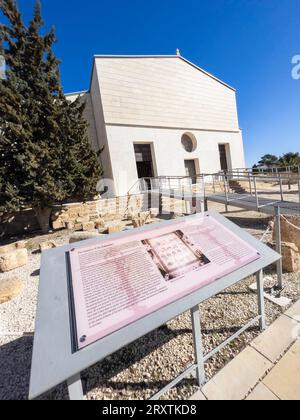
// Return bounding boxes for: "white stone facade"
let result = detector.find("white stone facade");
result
[66,55,246,197]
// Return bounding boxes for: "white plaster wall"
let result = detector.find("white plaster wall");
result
[95,57,239,132]
[106,125,245,196]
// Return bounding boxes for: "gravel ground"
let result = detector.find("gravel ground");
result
[0,205,299,400]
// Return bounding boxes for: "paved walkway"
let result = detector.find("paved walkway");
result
[191,300,300,400]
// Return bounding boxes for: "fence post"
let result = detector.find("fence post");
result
[224,175,229,212]
[253,176,259,209]
[279,173,284,201]
[213,175,216,194]
[249,173,253,196]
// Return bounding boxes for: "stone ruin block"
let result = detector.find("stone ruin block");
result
[0,248,28,273]
[281,242,300,273]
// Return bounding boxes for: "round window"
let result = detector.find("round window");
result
[181,133,197,153]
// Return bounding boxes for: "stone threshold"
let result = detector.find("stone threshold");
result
[190,299,300,401]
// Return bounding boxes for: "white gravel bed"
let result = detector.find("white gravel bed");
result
[0,211,299,400]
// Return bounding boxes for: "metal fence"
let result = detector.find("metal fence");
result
[204,171,300,210]
[234,165,300,176]
[129,175,205,195]
[128,169,300,213]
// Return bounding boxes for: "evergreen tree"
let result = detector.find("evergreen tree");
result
[257,154,279,168]
[278,153,300,172]
[0,0,102,232]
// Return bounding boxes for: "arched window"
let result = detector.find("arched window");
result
[181,133,197,153]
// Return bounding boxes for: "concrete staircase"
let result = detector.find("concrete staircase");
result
[229,180,247,194]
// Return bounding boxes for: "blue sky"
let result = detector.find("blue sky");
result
[4,0,300,166]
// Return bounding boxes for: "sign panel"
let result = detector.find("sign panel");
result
[69,214,261,351]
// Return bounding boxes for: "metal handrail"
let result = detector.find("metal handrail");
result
[128,175,205,195]
[234,165,300,174]
[127,170,300,208]
[203,171,300,208]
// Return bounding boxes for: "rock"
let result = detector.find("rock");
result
[51,211,61,221]
[0,249,28,273]
[150,208,159,218]
[132,212,151,228]
[74,223,83,231]
[281,242,300,273]
[98,227,108,234]
[52,220,65,230]
[39,241,56,253]
[0,241,26,255]
[132,218,141,228]
[108,225,123,235]
[127,212,137,221]
[139,211,150,219]
[0,277,23,304]
[59,213,70,222]
[76,216,90,224]
[273,215,300,249]
[94,219,106,229]
[65,221,75,230]
[82,222,96,232]
[67,209,80,218]
[69,231,103,244]
[89,213,101,220]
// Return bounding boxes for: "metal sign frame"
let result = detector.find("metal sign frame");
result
[29,211,280,400]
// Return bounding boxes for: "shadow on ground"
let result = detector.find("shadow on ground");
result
[0,336,33,400]
[0,326,193,400]
[0,319,259,400]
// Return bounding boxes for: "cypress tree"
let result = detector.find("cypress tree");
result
[0,0,102,232]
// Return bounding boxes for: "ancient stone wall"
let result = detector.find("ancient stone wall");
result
[51,194,145,231]
[0,194,146,237]
[0,193,198,238]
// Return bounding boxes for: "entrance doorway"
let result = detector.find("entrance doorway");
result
[184,160,197,184]
[134,144,155,179]
[219,144,229,172]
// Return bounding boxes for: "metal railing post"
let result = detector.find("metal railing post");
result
[279,173,284,201]
[213,175,216,193]
[249,173,253,196]
[253,176,259,209]
[224,175,229,212]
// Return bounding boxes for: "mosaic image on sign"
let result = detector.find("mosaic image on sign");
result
[142,231,210,281]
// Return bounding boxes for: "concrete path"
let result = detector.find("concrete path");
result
[190,300,300,401]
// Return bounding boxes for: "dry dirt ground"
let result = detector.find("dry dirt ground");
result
[0,203,299,400]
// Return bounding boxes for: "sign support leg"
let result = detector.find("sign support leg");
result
[204,198,208,212]
[274,206,283,291]
[256,270,266,332]
[191,306,205,387]
[67,373,84,400]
